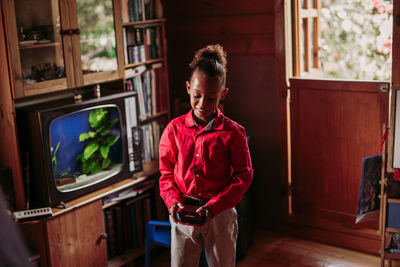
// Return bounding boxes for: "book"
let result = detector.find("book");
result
[121,0,130,23]
[123,28,128,65]
[144,0,154,20]
[150,69,157,113]
[135,198,144,245]
[114,205,125,254]
[104,208,117,258]
[123,202,134,249]
[128,202,138,248]
[143,196,152,224]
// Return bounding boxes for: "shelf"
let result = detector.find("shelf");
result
[125,58,164,69]
[140,111,169,124]
[102,191,151,210]
[388,198,400,204]
[122,18,166,27]
[385,251,400,260]
[386,228,400,233]
[19,42,60,50]
[51,175,149,217]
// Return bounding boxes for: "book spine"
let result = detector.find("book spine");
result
[121,0,130,23]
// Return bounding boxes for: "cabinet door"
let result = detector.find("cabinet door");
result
[46,200,107,267]
[69,0,122,87]
[5,0,74,98]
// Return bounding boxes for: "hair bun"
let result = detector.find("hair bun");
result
[201,50,218,60]
[190,44,227,71]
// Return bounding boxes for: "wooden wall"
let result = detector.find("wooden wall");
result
[164,0,282,223]
[0,0,24,210]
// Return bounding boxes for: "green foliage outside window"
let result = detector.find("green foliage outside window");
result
[319,0,392,81]
[77,0,117,72]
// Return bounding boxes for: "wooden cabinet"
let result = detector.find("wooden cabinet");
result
[47,200,108,266]
[19,175,159,266]
[5,0,123,98]
[20,200,107,267]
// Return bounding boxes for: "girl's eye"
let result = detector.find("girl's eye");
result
[194,95,201,98]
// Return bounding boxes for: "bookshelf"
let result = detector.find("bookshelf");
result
[120,0,170,170]
[381,89,400,266]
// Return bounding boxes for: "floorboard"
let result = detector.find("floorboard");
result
[134,229,400,266]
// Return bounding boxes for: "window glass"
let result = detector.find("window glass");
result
[300,19,306,73]
[310,18,316,69]
[319,0,392,81]
[77,0,118,74]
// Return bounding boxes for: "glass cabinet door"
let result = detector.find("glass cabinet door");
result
[8,0,70,97]
[75,0,119,85]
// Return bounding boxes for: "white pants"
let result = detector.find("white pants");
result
[170,208,238,267]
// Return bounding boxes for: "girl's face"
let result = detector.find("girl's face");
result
[186,70,228,125]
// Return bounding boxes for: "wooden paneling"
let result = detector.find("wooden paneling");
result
[0,0,25,209]
[289,78,388,253]
[167,15,274,39]
[165,0,281,224]
[165,0,274,17]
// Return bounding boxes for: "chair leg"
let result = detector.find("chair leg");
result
[201,248,208,267]
[145,235,151,267]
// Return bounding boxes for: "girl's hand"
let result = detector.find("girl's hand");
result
[169,202,184,223]
[196,205,212,223]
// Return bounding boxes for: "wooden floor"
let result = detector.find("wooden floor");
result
[136,229,400,267]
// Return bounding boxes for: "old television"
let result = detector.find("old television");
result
[16,91,142,208]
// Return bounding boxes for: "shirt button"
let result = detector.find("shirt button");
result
[199,193,202,196]
[196,174,199,178]
[196,153,200,157]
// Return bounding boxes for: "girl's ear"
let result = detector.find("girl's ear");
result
[186,81,191,95]
[221,88,229,100]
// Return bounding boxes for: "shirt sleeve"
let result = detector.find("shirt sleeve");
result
[158,123,183,210]
[206,126,253,216]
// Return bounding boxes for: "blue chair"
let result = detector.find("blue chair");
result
[145,220,208,267]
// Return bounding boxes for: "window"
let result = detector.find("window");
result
[292,0,393,81]
[293,0,320,76]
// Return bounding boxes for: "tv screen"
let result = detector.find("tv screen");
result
[16,92,142,208]
[50,105,124,192]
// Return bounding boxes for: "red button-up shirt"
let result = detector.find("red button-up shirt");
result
[159,109,253,216]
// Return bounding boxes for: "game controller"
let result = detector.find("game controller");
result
[174,208,206,225]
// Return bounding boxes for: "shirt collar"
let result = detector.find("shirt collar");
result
[184,109,224,130]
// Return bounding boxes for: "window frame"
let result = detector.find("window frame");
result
[293,0,320,77]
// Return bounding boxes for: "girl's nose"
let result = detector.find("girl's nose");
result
[198,98,205,108]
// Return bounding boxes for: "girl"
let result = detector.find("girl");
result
[159,44,253,267]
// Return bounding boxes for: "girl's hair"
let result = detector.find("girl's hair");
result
[189,44,227,86]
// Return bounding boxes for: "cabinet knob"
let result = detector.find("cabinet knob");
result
[97,233,108,244]
[100,233,108,239]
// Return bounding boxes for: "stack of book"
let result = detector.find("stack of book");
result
[123,26,162,65]
[141,120,163,163]
[125,63,168,120]
[121,0,156,23]
[103,187,153,259]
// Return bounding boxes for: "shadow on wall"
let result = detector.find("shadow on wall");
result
[224,55,281,224]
